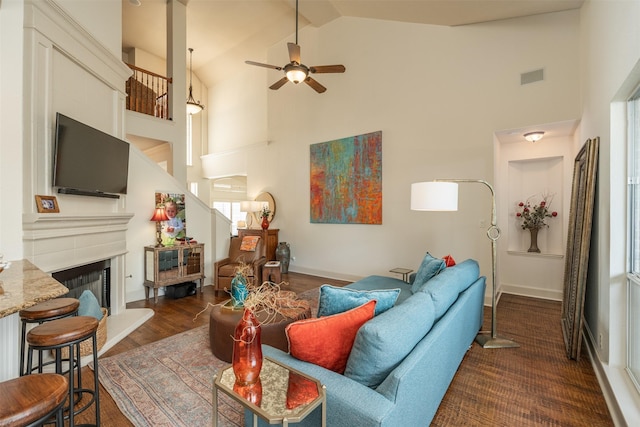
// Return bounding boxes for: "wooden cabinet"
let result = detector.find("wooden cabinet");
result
[143,243,205,303]
[237,229,279,260]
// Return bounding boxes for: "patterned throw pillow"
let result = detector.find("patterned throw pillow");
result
[285,300,376,374]
[239,236,260,251]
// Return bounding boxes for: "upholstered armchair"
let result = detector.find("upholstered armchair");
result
[214,236,266,292]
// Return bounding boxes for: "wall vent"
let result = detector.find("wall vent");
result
[521,69,544,85]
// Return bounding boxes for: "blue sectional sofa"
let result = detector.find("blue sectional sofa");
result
[245,259,486,427]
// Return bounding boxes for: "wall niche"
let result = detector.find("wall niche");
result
[507,156,564,255]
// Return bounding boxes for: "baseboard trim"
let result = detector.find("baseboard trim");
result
[500,283,563,301]
[583,325,635,426]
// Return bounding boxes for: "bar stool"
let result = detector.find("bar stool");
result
[26,316,101,427]
[19,298,80,376]
[0,373,68,427]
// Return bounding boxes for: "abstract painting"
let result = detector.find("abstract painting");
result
[310,131,382,224]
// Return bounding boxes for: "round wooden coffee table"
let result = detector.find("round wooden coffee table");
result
[209,301,311,362]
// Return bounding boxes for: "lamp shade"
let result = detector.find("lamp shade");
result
[410,182,459,211]
[240,201,263,213]
[150,207,169,222]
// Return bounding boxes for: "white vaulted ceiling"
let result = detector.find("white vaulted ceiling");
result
[122,0,584,87]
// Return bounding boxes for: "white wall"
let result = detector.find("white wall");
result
[208,12,581,285]
[579,0,640,424]
[0,0,25,261]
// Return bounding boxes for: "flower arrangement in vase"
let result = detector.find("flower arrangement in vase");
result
[260,205,271,230]
[515,193,558,253]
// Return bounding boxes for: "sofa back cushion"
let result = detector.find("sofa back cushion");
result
[317,284,400,317]
[418,259,480,319]
[344,292,436,388]
[285,300,376,374]
[411,252,446,294]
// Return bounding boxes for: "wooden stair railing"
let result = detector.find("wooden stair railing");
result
[125,63,172,120]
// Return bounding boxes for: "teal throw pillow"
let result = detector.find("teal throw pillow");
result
[78,290,104,321]
[344,291,436,388]
[410,252,446,294]
[317,284,400,317]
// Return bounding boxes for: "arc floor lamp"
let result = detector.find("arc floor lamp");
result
[411,179,519,349]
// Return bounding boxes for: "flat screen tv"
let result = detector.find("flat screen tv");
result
[53,113,130,198]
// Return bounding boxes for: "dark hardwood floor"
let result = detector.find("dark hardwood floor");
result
[75,272,612,426]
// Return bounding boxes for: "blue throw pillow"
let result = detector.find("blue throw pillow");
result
[344,292,436,388]
[317,284,400,317]
[78,290,104,321]
[410,252,446,294]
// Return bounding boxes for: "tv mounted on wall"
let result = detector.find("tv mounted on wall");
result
[53,113,130,199]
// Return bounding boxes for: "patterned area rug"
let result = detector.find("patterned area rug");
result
[97,325,242,427]
[97,288,319,427]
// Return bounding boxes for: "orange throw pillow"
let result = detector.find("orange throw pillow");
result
[285,300,376,374]
[443,254,456,267]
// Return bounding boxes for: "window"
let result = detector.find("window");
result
[627,89,640,391]
[186,114,193,166]
[213,201,244,235]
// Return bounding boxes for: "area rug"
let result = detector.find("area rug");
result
[97,325,242,427]
[97,288,320,427]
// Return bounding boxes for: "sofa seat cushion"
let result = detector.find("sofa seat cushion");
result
[411,252,446,293]
[344,292,436,388]
[317,284,400,317]
[347,275,413,304]
[418,259,480,319]
[285,300,376,374]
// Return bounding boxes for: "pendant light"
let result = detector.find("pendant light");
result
[186,48,204,115]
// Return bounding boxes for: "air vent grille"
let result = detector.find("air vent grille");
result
[521,69,544,85]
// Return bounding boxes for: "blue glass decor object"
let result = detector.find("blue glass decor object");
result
[231,273,248,308]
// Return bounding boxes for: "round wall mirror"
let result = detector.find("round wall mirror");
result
[255,192,276,222]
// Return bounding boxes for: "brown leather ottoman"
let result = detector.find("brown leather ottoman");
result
[209,302,311,362]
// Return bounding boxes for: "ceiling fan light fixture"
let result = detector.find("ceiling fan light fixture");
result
[186,48,204,115]
[524,131,545,142]
[285,64,308,84]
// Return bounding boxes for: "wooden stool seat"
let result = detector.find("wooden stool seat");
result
[19,298,79,322]
[27,316,98,348]
[26,316,102,427]
[19,298,79,376]
[0,373,67,427]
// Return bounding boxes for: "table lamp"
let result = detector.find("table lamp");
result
[150,207,169,247]
[240,201,263,229]
[411,179,519,349]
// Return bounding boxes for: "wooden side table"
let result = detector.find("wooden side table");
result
[389,267,413,282]
[263,261,282,284]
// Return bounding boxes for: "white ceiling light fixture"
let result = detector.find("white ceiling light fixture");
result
[524,131,545,142]
[129,0,141,6]
[186,48,204,115]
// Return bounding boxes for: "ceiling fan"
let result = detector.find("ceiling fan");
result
[245,0,345,93]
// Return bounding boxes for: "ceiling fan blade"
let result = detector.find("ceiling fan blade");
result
[269,77,289,90]
[304,77,326,93]
[245,60,282,71]
[309,65,346,74]
[288,42,301,64]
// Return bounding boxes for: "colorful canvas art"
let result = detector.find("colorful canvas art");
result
[155,192,186,245]
[310,131,382,224]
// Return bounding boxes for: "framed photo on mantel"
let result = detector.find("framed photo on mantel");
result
[35,195,59,213]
